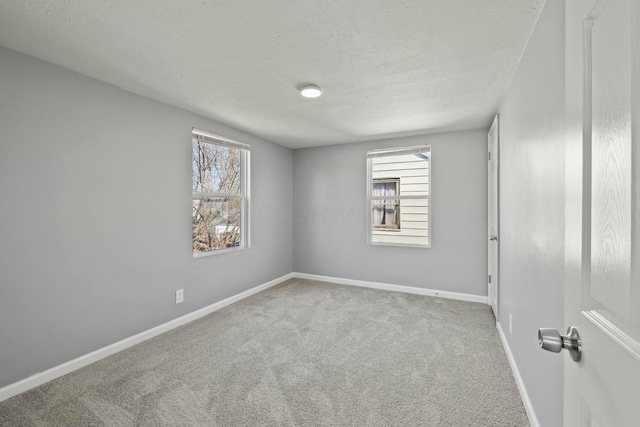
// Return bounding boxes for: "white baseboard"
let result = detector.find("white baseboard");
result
[292,272,488,304]
[496,322,540,427]
[0,272,294,403]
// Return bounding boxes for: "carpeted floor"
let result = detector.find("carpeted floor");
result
[0,279,529,427]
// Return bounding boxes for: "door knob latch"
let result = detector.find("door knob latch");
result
[538,326,582,362]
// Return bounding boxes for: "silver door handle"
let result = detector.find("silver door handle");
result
[538,326,582,362]
[489,235,498,241]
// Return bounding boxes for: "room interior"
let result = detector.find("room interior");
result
[0,1,569,426]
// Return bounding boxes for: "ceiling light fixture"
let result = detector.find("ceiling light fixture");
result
[299,84,322,98]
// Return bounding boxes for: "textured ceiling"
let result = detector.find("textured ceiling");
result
[0,0,544,148]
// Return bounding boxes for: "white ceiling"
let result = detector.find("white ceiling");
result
[0,0,544,149]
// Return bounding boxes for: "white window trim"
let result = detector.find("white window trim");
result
[192,128,250,257]
[366,145,431,248]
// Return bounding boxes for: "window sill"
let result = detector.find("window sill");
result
[193,245,248,258]
[368,241,431,249]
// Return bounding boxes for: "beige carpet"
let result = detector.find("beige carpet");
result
[0,278,529,426]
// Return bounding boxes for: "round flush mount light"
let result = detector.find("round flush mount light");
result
[298,84,322,98]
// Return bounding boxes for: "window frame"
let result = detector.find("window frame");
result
[366,145,431,248]
[192,128,250,257]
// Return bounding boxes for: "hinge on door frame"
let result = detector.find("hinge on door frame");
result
[488,151,491,161]
[489,274,492,284]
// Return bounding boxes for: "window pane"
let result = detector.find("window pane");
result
[192,141,241,194]
[372,201,400,229]
[371,153,429,196]
[372,179,399,196]
[192,197,241,254]
[371,200,428,245]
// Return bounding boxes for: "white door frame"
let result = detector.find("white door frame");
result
[488,115,500,319]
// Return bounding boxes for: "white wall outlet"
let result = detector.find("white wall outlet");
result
[509,314,513,334]
[175,289,184,304]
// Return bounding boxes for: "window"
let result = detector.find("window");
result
[372,178,400,230]
[367,146,430,247]
[192,128,250,256]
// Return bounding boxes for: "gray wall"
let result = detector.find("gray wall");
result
[293,130,488,296]
[497,1,565,426]
[0,46,293,388]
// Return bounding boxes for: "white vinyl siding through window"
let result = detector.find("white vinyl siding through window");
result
[367,146,430,247]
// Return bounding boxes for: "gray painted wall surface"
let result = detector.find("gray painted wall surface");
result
[293,130,488,296]
[0,47,293,388]
[497,2,565,426]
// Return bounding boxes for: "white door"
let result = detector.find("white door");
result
[563,0,640,425]
[487,115,499,318]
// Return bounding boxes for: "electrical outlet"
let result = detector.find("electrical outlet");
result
[509,314,513,334]
[176,289,184,304]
